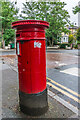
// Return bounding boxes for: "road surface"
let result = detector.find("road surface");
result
[0,49,80,56]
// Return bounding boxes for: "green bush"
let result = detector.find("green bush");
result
[0,42,1,48]
[67,44,70,47]
[56,43,61,45]
[77,41,80,44]
[74,44,78,49]
[60,43,69,49]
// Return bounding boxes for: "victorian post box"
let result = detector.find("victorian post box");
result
[12,20,49,116]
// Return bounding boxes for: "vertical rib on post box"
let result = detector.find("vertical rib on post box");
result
[12,20,49,116]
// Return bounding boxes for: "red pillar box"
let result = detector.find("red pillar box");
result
[12,20,49,116]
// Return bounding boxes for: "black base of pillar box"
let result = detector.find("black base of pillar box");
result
[19,88,48,116]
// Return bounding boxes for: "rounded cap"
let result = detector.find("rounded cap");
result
[12,20,49,29]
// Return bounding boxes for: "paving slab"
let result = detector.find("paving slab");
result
[1,63,74,119]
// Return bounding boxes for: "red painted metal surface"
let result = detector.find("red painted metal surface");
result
[12,20,49,94]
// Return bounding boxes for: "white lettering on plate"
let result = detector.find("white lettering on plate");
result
[34,41,42,48]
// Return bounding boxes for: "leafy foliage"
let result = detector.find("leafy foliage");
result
[68,34,74,45]
[76,27,80,43]
[1,1,19,46]
[21,1,70,46]
[73,6,80,14]
[3,29,15,46]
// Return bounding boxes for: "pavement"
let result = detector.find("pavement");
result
[0,49,80,119]
[1,62,75,119]
[0,48,16,56]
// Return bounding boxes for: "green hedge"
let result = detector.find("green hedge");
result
[74,44,78,49]
[60,43,70,49]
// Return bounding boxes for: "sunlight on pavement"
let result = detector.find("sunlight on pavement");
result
[59,63,67,66]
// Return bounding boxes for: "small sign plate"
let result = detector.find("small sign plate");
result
[17,42,20,55]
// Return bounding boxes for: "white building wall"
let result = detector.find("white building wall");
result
[61,36,68,43]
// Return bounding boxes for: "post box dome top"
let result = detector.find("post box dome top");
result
[12,20,49,29]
